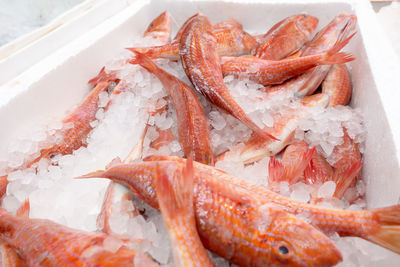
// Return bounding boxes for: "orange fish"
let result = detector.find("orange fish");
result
[253,14,318,60]
[129,20,256,61]
[79,159,343,267]
[130,51,213,165]
[180,15,276,141]
[221,33,355,86]
[217,93,329,164]
[0,240,24,267]
[265,13,357,97]
[155,156,214,266]
[0,200,155,266]
[322,64,352,106]
[113,155,400,256]
[143,11,172,44]
[25,81,111,168]
[304,148,335,185]
[268,141,315,187]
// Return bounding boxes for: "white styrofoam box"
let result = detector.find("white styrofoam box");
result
[0,0,399,209]
[0,0,137,85]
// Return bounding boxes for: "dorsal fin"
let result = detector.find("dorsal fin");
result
[16,199,30,218]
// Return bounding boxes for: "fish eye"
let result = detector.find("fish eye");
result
[279,245,289,255]
[49,154,55,159]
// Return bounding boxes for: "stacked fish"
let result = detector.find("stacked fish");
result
[0,11,399,267]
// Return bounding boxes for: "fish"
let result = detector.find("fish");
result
[253,14,319,60]
[221,33,355,86]
[155,156,214,267]
[79,160,343,267]
[118,155,400,256]
[303,148,335,185]
[0,200,157,266]
[143,11,172,44]
[268,141,315,187]
[265,13,358,97]
[128,19,256,61]
[216,93,329,164]
[330,129,362,198]
[179,15,276,141]
[130,51,214,165]
[322,64,352,106]
[0,241,24,267]
[25,81,112,168]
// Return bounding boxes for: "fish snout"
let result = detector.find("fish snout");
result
[270,215,343,267]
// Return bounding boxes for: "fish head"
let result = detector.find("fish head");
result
[254,206,342,266]
[295,14,319,36]
[144,11,171,35]
[241,31,258,52]
[332,13,358,38]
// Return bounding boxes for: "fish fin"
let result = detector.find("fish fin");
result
[88,67,118,85]
[76,170,106,179]
[97,182,115,234]
[0,175,8,201]
[366,205,400,254]
[321,32,356,65]
[143,154,177,162]
[16,199,30,218]
[268,156,285,184]
[284,147,315,184]
[106,157,123,169]
[333,160,362,198]
[155,155,194,220]
[128,50,159,73]
[124,124,149,163]
[321,52,355,65]
[126,47,157,59]
[326,32,356,57]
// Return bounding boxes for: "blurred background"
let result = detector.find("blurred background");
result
[0,0,398,57]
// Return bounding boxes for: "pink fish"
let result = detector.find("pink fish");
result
[253,14,318,60]
[221,33,355,86]
[155,156,214,266]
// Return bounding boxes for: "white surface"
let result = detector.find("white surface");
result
[0,0,135,85]
[0,0,399,264]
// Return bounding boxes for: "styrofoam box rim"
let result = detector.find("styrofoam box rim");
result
[0,0,399,209]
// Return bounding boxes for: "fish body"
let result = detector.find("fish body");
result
[25,82,111,168]
[221,33,355,86]
[179,15,275,141]
[253,14,318,60]
[0,240,24,267]
[143,11,172,44]
[217,94,329,164]
[266,13,357,97]
[130,51,213,165]
[155,156,214,267]
[80,160,342,267]
[129,21,256,61]
[0,207,148,266]
[322,64,352,106]
[103,155,400,256]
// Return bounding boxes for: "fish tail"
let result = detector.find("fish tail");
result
[126,47,157,59]
[332,160,362,198]
[268,156,285,184]
[0,175,8,200]
[16,198,30,218]
[128,50,159,73]
[321,32,356,64]
[155,155,194,219]
[88,66,117,85]
[365,205,400,254]
[286,146,315,184]
[268,147,315,184]
[75,170,106,179]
